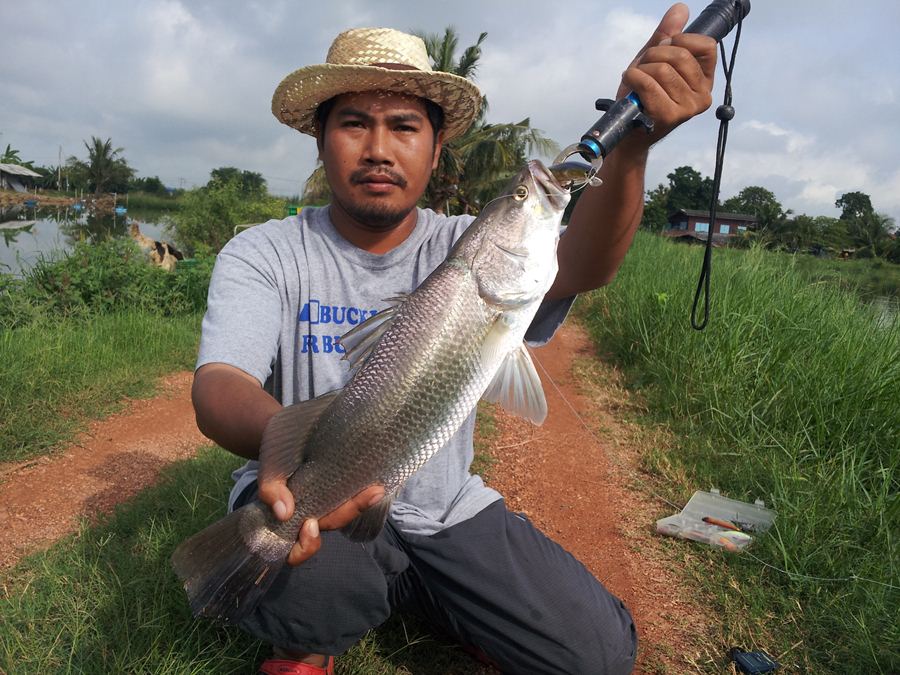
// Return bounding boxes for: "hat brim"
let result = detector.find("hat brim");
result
[271,64,483,142]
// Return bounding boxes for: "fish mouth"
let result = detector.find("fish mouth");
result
[527,160,570,212]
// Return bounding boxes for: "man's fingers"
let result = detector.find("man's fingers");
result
[287,518,321,566]
[318,485,386,530]
[670,33,718,82]
[257,478,295,522]
[632,2,690,66]
[285,486,383,566]
[619,29,717,141]
[639,36,713,94]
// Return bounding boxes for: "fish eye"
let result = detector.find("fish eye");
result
[513,185,529,201]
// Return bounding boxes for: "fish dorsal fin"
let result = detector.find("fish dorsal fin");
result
[258,390,341,484]
[482,343,547,425]
[341,492,396,542]
[338,297,406,369]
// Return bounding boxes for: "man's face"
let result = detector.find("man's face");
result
[318,91,442,231]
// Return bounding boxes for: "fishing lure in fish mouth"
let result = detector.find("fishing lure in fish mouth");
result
[546,159,602,191]
[549,146,604,190]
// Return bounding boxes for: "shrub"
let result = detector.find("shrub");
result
[0,239,214,329]
[169,180,286,254]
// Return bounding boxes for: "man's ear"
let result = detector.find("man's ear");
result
[431,130,445,171]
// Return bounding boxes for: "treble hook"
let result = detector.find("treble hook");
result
[547,154,603,191]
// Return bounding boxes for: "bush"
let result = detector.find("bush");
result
[169,180,286,254]
[0,239,214,330]
[0,275,43,329]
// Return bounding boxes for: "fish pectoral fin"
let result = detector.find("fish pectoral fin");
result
[338,303,401,369]
[482,343,547,425]
[341,492,395,542]
[258,390,341,484]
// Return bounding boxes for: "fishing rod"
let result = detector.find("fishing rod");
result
[550,0,750,172]
[549,0,751,329]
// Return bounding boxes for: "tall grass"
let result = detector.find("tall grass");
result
[578,232,899,672]
[789,252,900,301]
[0,447,483,674]
[0,311,202,463]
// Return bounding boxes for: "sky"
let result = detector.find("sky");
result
[2,0,899,225]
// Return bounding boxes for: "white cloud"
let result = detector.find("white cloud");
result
[743,120,814,153]
[0,0,898,226]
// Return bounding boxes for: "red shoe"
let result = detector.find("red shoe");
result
[258,656,334,675]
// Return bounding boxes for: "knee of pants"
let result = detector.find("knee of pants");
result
[238,530,410,655]
[554,601,638,675]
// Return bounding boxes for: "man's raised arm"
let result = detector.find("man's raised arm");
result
[547,3,718,300]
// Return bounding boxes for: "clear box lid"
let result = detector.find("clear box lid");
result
[656,489,776,551]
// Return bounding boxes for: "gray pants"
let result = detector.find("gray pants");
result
[234,489,637,674]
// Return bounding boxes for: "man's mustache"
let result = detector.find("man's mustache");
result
[350,168,408,189]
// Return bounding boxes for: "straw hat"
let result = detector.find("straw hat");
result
[271,28,483,141]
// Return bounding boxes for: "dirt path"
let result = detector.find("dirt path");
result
[483,324,716,673]
[0,325,715,672]
[0,372,206,569]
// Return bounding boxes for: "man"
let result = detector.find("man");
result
[192,5,716,673]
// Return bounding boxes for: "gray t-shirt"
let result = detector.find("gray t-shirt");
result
[197,206,572,535]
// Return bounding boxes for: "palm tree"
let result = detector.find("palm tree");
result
[417,27,557,214]
[1,144,34,169]
[302,163,332,205]
[426,116,557,214]
[301,28,558,214]
[68,137,134,194]
[417,27,486,80]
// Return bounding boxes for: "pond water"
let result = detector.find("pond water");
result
[871,295,899,329]
[0,204,174,277]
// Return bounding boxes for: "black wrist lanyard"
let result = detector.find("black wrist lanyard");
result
[691,15,744,330]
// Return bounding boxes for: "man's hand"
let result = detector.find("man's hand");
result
[548,3,719,300]
[258,477,385,565]
[618,2,718,146]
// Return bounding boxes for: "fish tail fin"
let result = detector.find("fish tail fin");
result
[171,502,290,623]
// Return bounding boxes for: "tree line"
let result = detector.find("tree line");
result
[641,165,899,262]
[2,140,170,196]
[7,26,895,263]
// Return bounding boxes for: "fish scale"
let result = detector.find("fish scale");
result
[171,160,569,622]
[291,263,496,511]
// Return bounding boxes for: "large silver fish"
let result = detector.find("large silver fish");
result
[171,160,570,622]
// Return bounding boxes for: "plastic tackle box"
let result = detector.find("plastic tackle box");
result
[656,489,776,551]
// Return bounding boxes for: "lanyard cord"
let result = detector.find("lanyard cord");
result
[691,14,744,330]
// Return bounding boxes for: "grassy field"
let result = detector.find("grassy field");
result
[578,232,899,673]
[2,228,898,671]
[0,310,202,463]
[123,191,183,211]
[1,236,213,463]
[789,251,900,301]
[0,446,481,674]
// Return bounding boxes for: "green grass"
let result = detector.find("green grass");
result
[123,191,183,211]
[0,447,482,674]
[578,232,899,673]
[789,252,900,301]
[0,310,202,463]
